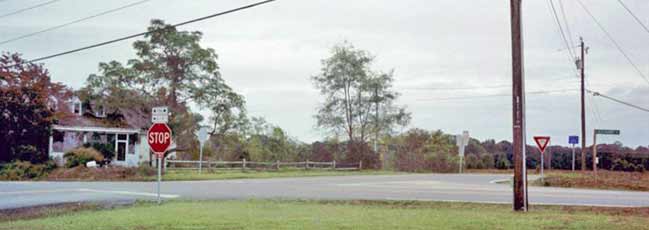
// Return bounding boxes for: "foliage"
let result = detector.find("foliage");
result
[0,160,56,180]
[312,42,410,144]
[393,129,458,172]
[83,142,115,161]
[612,159,645,172]
[12,145,43,164]
[0,53,72,163]
[80,20,245,153]
[495,154,512,169]
[480,154,495,169]
[64,148,104,168]
[465,154,482,169]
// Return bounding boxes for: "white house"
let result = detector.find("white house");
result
[48,97,152,167]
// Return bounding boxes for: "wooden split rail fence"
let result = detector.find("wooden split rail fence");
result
[165,159,362,172]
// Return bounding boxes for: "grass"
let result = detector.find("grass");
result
[4,200,649,230]
[534,170,649,191]
[156,169,400,181]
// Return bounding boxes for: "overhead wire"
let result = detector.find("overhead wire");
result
[1,0,277,68]
[616,0,649,36]
[0,0,154,46]
[587,90,649,113]
[576,0,649,86]
[0,0,63,19]
[417,89,579,102]
[548,0,576,60]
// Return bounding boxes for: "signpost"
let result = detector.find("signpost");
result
[456,131,470,174]
[568,136,579,171]
[534,136,551,183]
[593,129,620,172]
[148,107,172,205]
[197,127,209,174]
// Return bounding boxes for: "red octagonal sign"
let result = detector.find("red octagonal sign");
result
[148,123,172,157]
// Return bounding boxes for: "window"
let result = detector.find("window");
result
[73,102,82,115]
[95,105,106,117]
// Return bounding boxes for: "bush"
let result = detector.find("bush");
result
[136,163,156,177]
[13,145,47,164]
[480,154,495,169]
[465,154,482,169]
[611,159,644,172]
[83,143,115,161]
[495,155,511,169]
[64,148,104,168]
[0,161,55,180]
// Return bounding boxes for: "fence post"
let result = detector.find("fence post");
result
[359,160,363,170]
[332,160,336,170]
[305,160,309,170]
[276,160,280,171]
[242,158,247,172]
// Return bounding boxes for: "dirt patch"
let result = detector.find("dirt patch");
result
[560,206,649,218]
[540,170,649,192]
[0,203,100,222]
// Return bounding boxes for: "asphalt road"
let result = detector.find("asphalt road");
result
[2,174,649,210]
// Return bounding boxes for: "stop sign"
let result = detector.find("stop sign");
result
[148,123,172,157]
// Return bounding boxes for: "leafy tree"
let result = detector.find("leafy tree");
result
[82,20,245,152]
[312,42,410,144]
[0,53,71,163]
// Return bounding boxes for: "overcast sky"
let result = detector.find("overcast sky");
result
[1,0,648,147]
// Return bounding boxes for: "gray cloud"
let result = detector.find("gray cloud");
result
[0,0,647,146]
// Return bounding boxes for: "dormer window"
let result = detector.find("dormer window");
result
[95,105,106,118]
[73,101,82,116]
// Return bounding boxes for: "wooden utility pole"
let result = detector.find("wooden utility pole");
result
[510,0,528,212]
[579,37,587,171]
[592,130,597,172]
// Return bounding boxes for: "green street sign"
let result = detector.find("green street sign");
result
[595,129,620,135]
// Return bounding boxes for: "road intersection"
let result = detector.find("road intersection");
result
[2,174,649,210]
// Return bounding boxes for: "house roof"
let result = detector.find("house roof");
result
[57,107,150,131]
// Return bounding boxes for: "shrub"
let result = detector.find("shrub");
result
[465,154,482,169]
[136,163,156,177]
[480,154,495,169]
[64,148,104,168]
[13,145,47,164]
[495,155,511,169]
[0,161,55,180]
[83,143,115,161]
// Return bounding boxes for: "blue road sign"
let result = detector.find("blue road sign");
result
[569,136,579,144]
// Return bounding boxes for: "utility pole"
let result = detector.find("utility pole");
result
[510,0,528,212]
[579,37,587,171]
[374,86,379,154]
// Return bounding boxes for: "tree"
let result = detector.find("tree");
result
[83,19,245,151]
[0,53,71,163]
[312,42,410,146]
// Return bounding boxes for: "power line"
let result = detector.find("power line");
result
[0,0,153,46]
[2,0,60,17]
[548,0,576,60]
[576,0,649,86]
[401,84,511,91]
[2,0,277,68]
[417,89,579,101]
[558,0,577,52]
[0,0,63,19]
[616,0,649,36]
[587,90,649,113]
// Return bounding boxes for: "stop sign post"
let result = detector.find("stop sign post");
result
[148,122,172,205]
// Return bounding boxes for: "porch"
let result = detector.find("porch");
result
[48,125,150,167]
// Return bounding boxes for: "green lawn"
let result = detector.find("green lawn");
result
[4,200,649,230]
[154,169,401,181]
